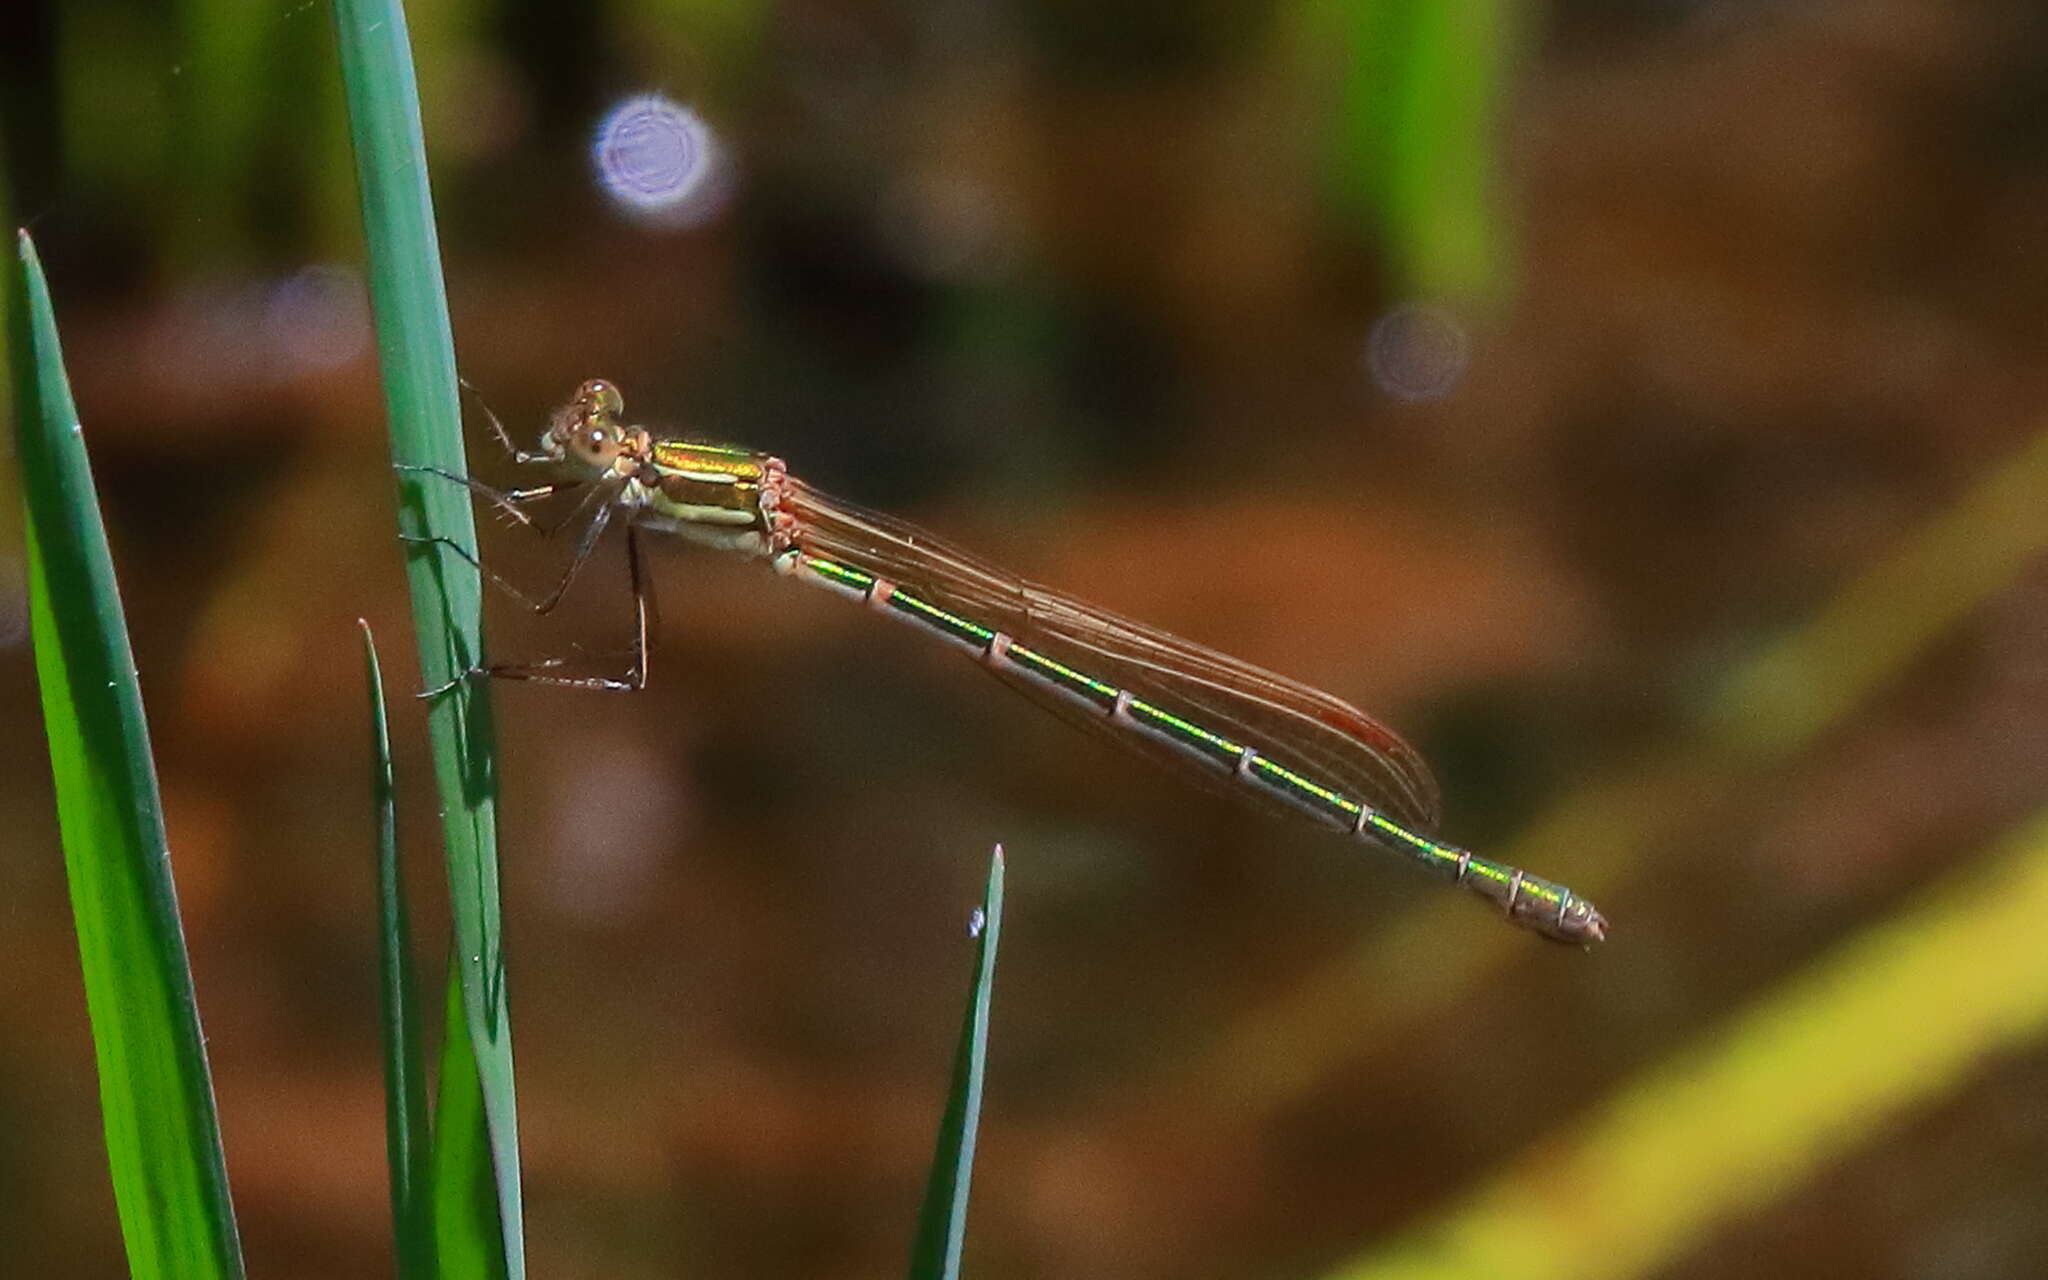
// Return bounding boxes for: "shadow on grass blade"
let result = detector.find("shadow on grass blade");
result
[11,229,244,1279]
[329,0,522,1270]
[364,622,436,1278]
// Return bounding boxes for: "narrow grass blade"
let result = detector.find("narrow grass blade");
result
[908,846,1005,1280]
[11,229,245,1279]
[364,622,435,1279]
[328,0,523,1271]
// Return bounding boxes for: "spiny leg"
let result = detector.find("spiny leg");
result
[398,466,616,612]
[401,393,646,693]
[424,516,654,695]
[404,494,614,619]
[416,501,655,696]
[522,520,651,689]
[626,522,653,689]
[396,463,580,533]
[399,533,548,611]
[459,375,551,466]
[531,497,614,614]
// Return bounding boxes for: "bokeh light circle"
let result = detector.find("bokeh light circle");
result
[591,93,730,228]
[1366,302,1471,403]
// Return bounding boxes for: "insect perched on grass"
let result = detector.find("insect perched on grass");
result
[407,379,1608,945]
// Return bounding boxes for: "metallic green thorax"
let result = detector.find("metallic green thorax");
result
[645,440,773,527]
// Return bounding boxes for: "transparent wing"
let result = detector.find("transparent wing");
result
[783,480,1443,832]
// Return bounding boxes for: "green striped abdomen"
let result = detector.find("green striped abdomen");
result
[775,549,1606,944]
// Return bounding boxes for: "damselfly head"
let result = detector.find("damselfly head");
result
[545,378,632,476]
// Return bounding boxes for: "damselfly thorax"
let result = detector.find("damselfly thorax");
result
[413,379,1608,946]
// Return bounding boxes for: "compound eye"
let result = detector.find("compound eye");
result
[580,378,624,417]
[586,428,607,451]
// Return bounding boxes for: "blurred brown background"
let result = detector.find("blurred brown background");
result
[6,1,2048,1277]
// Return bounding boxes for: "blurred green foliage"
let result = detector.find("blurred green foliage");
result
[8,2,2048,1278]
[28,0,1505,296]
[1306,0,1514,300]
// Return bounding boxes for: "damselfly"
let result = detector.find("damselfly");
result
[411,379,1607,945]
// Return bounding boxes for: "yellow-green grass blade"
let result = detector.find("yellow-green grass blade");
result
[328,0,523,1272]
[434,962,509,1280]
[364,622,435,1279]
[908,847,1006,1280]
[1326,803,2048,1280]
[1186,416,2048,1118]
[11,229,244,1280]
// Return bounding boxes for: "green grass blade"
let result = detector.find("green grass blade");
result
[11,228,245,1280]
[908,846,1005,1280]
[1307,0,1517,300]
[433,963,509,1280]
[327,0,523,1272]
[364,622,435,1279]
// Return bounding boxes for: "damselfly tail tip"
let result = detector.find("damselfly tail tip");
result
[1532,891,1607,946]
[1572,902,1609,946]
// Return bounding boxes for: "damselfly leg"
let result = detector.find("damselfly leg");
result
[398,465,574,532]
[396,473,615,611]
[401,413,650,693]
[462,374,555,467]
[406,505,650,695]
[438,514,650,693]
